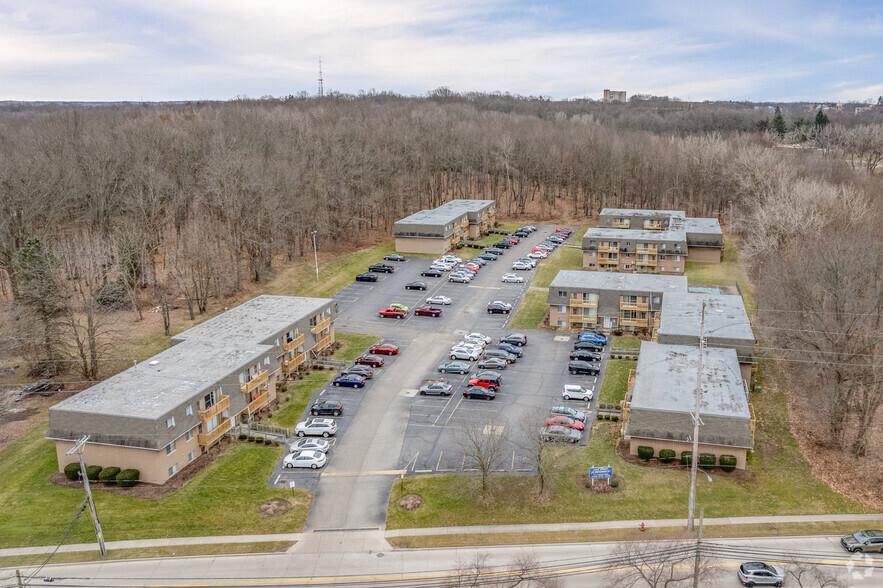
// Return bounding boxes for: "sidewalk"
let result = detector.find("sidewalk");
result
[2,513,881,558]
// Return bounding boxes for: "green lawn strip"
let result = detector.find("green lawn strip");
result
[567,226,587,242]
[685,237,755,314]
[509,290,549,330]
[533,247,582,289]
[0,541,294,567]
[0,428,312,548]
[598,360,636,404]
[333,332,382,362]
[611,335,642,349]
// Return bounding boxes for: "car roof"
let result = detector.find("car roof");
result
[564,384,586,391]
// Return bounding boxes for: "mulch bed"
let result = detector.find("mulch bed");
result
[615,438,753,483]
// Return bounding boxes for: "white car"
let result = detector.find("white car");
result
[288,438,330,453]
[512,261,532,271]
[562,384,594,402]
[430,264,452,272]
[455,340,485,352]
[463,336,489,348]
[501,273,524,283]
[283,450,327,469]
[528,251,547,259]
[490,300,513,310]
[465,332,492,345]
[426,295,452,305]
[294,418,337,438]
[449,273,472,283]
[470,257,487,265]
[441,256,462,264]
[449,347,480,361]
[517,257,537,268]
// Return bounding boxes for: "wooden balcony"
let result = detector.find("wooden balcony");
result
[282,352,306,374]
[198,394,230,422]
[246,390,270,414]
[240,369,268,396]
[451,234,462,245]
[620,301,649,311]
[282,333,305,353]
[643,220,664,230]
[612,220,630,229]
[315,334,333,352]
[636,246,658,255]
[197,417,232,447]
[569,298,598,309]
[627,369,636,391]
[636,258,658,267]
[620,317,649,327]
[570,315,597,325]
[311,316,331,335]
[598,257,619,266]
[598,245,619,254]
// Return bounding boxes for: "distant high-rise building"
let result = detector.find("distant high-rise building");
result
[603,89,627,103]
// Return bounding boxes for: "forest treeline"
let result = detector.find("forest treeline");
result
[0,96,880,476]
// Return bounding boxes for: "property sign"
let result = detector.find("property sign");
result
[589,466,613,479]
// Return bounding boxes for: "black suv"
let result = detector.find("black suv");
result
[310,399,343,416]
[500,333,527,346]
[570,350,602,362]
[573,341,603,352]
[487,302,511,314]
[368,263,395,273]
[493,240,512,249]
[568,360,600,375]
[485,248,504,256]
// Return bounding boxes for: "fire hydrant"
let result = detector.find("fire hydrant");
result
[640,522,645,531]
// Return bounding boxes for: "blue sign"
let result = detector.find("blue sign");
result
[589,466,612,479]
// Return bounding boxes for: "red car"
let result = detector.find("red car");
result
[414,306,442,317]
[505,237,519,244]
[545,415,585,431]
[556,226,571,234]
[369,342,400,355]
[355,354,384,367]
[378,307,407,319]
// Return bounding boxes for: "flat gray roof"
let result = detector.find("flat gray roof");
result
[172,295,332,346]
[51,340,270,419]
[433,199,495,217]
[600,208,685,218]
[583,227,687,243]
[631,342,747,417]
[550,270,688,293]
[684,217,723,235]
[657,294,754,343]
[394,208,468,228]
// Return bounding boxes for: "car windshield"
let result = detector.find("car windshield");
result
[854,532,868,541]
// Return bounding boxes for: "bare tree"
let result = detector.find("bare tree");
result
[605,540,720,587]
[448,551,563,588]
[517,410,553,498]
[455,414,510,502]
[782,555,847,588]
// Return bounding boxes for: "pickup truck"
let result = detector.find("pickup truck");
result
[378,307,407,319]
[368,263,395,273]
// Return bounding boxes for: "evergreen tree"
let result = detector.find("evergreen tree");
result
[771,106,787,137]
[814,108,829,129]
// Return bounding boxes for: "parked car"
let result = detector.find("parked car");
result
[573,341,604,352]
[288,438,330,453]
[311,399,343,416]
[501,333,527,346]
[449,273,472,283]
[369,342,400,355]
[466,332,492,344]
[541,425,581,444]
[484,248,504,256]
[426,295,452,305]
[516,257,537,268]
[737,562,786,586]
[477,357,507,370]
[550,405,586,422]
[463,386,496,400]
[477,252,498,261]
[494,240,512,249]
[487,302,511,314]
[482,348,517,363]
[405,281,427,290]
[383,253,406,261]
[355,354,384,367]
[579,330,609,344]
[378,307,407,319]
[441,255,462,263]
[512,231,529,238]
[368,263,395,273]
[469,372,502,390]
[414,306,442,317]
[420,381,454,396]
[562,384,594,401]
[501,273,524,283]
[548,235,565,244]
[340,364,373,378]
[454,341,485,354]
[294,418,337,437]
[437,361,470,374]
[496,342,523,357]
[355,273,378,282]
[456,265,478,274]
[568,360,601,375]
[546,415,585,431]
[449,347,480,361]
[840,530,883,553]
[462,335,488,348]
[528,251,547,259]
[570,350,602,362]
[332,374,366,388]
[421,268,444,277]
[505,236,520,244]
[512,261,532,271]
[283,450,327,469]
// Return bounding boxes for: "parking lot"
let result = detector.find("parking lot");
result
[271,225,610,491]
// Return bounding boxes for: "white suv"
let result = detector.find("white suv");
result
[562,384,593,401]
[449,346,480,361]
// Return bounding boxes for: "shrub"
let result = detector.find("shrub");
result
[658,449,676,464]
[610,479,620,488]
[681,451,692,466]
[613,329,623,336]
[63,463,81,481]
[597,413,603,419]
[699,453,716,471]
[85,465,102,482]
[264,439,272,445]
[637,446,654,461]
[95,280,128,309]
[255,437,264,443]
[604,414,611,420]
[611,415,619,422]
[719,455,738,473]
[238,434,247,440]
[99,467,121,485]
[116,469,140,488]
[248,436,255,442]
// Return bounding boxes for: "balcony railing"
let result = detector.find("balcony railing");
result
[620,301,649,311]
[315,334,333,352]
[311,316,331,335]
[612,220,630,229]
[569,298,598,308]
[197,417,232,447]
[636,258,658,267]
[598,245,619,254]
[246,391,270,415]
[240,369,268,396]
[636,246,658,255]
[198,394,230,422]
[570,315,597,325]
[282,352,306,374]
[643,220,664,230]
[620,317,649,327]
[282,333,305,352]
[598,257,619,265]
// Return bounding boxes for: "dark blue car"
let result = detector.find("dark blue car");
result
[332,374,366,388]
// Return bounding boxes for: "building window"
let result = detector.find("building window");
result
[623,264,631,269]
[558,305,566,313]
[673,255,681,261]
[166,417,175,428]
[674,267,682,272]
[166,440,176,455]
[185,405,193,416]
[659,266,665,271]
[168,464,178,477]
[188,451,196,463]
[204,389,219,410]
[588,251,596,257]
[185,429,194,442]
[558,320,566,326]
[558,291,567,297]
[275,338,280,346]
[264,357,270,366]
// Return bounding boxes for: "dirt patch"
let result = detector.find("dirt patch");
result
[258,498,291,517]
[397,494,425,512]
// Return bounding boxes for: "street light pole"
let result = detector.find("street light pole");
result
[687,300,706,533]
[311,230,319,281]
[66,436,107,556]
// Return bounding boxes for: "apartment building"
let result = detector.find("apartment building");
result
[582,228,688,274]
[47,295,336,485]
[623,342,754,469]
[393,199,495,255]
[603,89,627,103]
[547,270,687,331]
[597,208,723,263]
[656,293,756,381]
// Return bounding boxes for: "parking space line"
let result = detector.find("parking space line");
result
[432,393,457,426]
[443,397,464,427]
[321,469,406,477]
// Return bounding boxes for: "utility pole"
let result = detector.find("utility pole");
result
[687,300,706,533]
[311,230,319,281]
[317,57,324,98]
[66,436,107,556]
[693,507,704,588]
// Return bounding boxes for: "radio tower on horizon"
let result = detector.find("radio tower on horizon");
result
[318,57,324,98]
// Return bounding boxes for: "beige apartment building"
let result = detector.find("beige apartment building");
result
[393,199,495,255]
[597,208,724,263]
[582,228,688,274]
[547,271,687,331]
[47,295,336,485]
[603,89,627,103]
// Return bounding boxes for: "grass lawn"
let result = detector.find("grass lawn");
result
[685,237,755,314]
[333,332,381,361]
[611,335,642,350]
[0,428,312,548]
[509,290,549,330]
[598,360,636,404]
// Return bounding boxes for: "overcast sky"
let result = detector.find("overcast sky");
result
[2,0,881,103]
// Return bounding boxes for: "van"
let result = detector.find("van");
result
[482,349,517,363]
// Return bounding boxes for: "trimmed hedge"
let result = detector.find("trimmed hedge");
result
[658,449,676,464]
[719,455,738,473]
[637,446,654,461]
[63,463,81,481]
[85,465,102,482]
[699,453,717,471]
[98,467,121,485]
[116,469,140,487]
[681,451,692,466]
